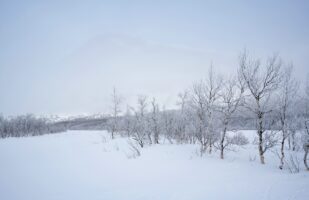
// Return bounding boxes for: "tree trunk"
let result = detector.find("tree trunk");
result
[258,113,265,164]
[304,146,309,171]
[154,129,159,144]
[147,133,152,145]
[291,133,296,151]
[220,126,227,159]
[258,134,265,164]
[111,131,114,139]
[220,140,224,159]
[209,140,212,154]
[279,137,285,169]
[200,142,207,156]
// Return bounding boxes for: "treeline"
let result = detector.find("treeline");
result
[54,116,108,130]
[0,114,66,138]
[106,51,309,171]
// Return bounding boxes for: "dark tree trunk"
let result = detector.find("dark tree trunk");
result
[209,140,212,154]
[304,146,309,171]
[291,133,296,151]
[279,137,285,169]
[154,129,159,144]
[220,126,227,159]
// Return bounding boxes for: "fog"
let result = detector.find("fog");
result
[0,0,308,116]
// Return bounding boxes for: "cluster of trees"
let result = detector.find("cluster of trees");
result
[106,51,309,171]
[0,114,66,138]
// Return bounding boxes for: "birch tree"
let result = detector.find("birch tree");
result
[203,66,222,154]
[189,66,222,155]
[175,91,191,143]
[303,120,309,170]
[190,81,208,154]
[218,77,244,159]
[277,65,298,169]
[132,95,148,148]
[238,51,281,164]
[107,87,122,139]
[121,105,134,137]
[150,98,160,144]
[302,75,309,170]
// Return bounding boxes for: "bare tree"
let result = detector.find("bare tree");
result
[204,66,223,154]
[107,87,122,139]
[302,75,309,170]
[276,65,298,169]
[160,106,176,144]
[189,66,222,155]
[175,91,191,143]
[286,114,302,151]
[121,105,134,137]
[303,121,309,170]
[218,77,244,159]
[131,95,148,148]
[189,81,208,154]
[150,98,160,144]
[238,50,281,164]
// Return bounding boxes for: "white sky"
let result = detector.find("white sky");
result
[0,0,308,116]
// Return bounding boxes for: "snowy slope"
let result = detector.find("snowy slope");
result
[0,130,308,200]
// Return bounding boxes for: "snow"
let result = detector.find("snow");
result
[0,130,308,200]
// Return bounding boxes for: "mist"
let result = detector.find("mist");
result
[0,0,308,116]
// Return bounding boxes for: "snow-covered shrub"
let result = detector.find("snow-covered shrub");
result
[229,132,249,146]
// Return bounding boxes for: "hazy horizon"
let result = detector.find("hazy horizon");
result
[1,0,309,116]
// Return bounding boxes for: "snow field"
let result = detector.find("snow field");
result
[0,130,308,200]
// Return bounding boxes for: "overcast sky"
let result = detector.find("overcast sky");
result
[0,0,308,116]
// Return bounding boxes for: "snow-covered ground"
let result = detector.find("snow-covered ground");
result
[0,130,308,200]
